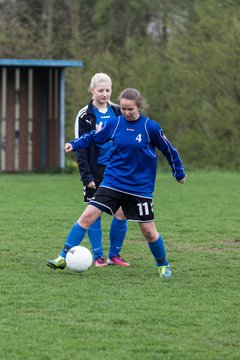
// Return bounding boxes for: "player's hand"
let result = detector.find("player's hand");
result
[87,181,96,189]
[178,175,187,184]
[65,143,73,152]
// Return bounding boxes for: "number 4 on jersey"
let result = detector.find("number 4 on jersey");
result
[136,134,142,142]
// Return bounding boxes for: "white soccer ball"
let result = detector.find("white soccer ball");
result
[66,246,93,272]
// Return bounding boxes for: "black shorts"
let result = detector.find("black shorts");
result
[89,187,154,222]
[83,164,106,202]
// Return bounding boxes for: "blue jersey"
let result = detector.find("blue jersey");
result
[70,114,185,198]
[93,106,117,166]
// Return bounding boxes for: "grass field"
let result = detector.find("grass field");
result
[0,170,239,360]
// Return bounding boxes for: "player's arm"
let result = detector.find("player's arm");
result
[67,130,96,152]
[150,122,186,182]
[75,113,95,186]
[66,120,115,152]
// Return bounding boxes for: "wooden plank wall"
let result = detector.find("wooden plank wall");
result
[0,67,60,172]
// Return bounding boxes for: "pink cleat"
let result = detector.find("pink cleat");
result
[107,255,130,267]
[94,257,108,267]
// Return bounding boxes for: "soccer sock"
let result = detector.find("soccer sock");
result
[109,217,128,258]
[148,236,169,267]
[60,223,86,258]
[87,217,103,260]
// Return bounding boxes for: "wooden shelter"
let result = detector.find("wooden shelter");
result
[0,59,83,172]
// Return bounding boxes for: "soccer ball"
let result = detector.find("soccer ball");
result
[66,246,93,272]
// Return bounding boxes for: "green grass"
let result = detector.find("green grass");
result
[0,170,239,360]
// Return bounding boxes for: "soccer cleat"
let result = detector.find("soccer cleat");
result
[94,257,108,267]
[47,256,66,270]
[158,265,172,278]
[107,255,130,267]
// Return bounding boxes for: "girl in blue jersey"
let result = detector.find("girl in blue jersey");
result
[47,74,129,270]
[55,88,186,278]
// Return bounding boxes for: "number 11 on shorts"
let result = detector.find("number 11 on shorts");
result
[137,202,151,216]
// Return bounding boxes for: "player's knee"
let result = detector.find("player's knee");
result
[78,214,92,229]
[145,231,158,242]
[140,225,158,242]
